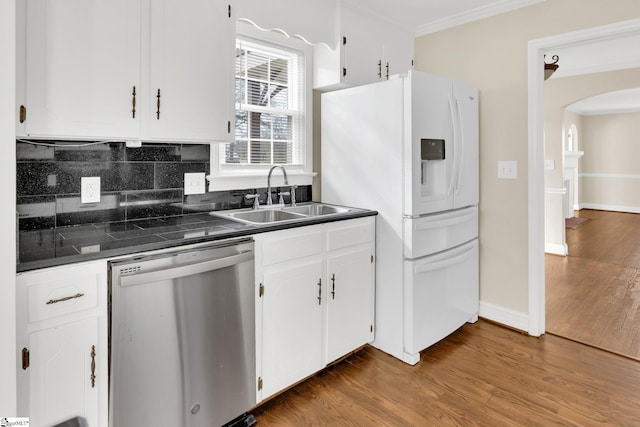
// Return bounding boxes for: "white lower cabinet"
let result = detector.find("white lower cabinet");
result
[16,260,108,427]
[255,216,375,402]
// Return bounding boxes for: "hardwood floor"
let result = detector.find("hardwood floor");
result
[546,209,640,360]
[252,320,640,426]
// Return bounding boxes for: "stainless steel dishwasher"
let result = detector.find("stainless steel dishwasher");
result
[108,238,256,427]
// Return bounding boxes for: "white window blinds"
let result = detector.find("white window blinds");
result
[227,39,304,166]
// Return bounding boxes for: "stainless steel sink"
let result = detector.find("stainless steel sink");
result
[283,204,352,216]
[211,203,360,225]
[224,209,306,224]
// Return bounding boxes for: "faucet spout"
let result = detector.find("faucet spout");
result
[267,165,288,205]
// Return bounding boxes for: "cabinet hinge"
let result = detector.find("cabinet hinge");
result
[342,67,347,77]
[19,105,27,123]
[227,120,231,134]
[259,283,264,297]
[258,377,263,391]
[22,348,29,370]
[228,5,231,18]
[343,36,347,45]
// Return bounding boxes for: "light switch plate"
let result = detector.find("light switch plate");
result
[184,172,206,195]
[498,161,518,179]
[544,159,555,170]
[81,177,101,203]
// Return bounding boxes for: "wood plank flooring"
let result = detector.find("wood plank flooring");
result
[546,209,640,360]
[252,320,640,426]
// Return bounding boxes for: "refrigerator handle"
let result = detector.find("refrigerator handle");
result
[412,244,476,274]
[454,97,464,194]
[447,95,458,196]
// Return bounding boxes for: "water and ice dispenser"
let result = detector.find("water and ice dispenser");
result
[420,138,446,197]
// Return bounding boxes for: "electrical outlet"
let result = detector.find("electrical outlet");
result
[498,161,518,179]
[184,172,206,195]
[81,177,101,203]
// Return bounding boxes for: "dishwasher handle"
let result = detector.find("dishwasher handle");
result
[119,251,254,287]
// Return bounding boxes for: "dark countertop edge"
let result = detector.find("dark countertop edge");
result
[16,210,377,273]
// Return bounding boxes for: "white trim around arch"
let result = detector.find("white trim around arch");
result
[527,18,640,337]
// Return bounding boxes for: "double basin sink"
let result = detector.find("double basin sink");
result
[212,203,356,225]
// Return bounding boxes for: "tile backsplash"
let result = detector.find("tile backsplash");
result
[17,140,310,231]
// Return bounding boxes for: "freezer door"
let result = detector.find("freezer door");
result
[403,239,479,359]
[404,206,478,259]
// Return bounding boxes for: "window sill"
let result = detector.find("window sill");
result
[208,172,316,192]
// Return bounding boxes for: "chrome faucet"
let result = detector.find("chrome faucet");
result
[267,165,288,205]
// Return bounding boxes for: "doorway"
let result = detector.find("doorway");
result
[527,18,640,337]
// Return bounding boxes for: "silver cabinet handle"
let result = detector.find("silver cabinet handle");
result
[46,293,84,305]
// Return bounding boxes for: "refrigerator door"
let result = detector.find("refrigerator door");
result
[404,206,478,259]
[403,239,479,362]
[405,70,455,216]
[452,81,479,209]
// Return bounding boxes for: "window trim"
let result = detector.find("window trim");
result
[209,22,314,191]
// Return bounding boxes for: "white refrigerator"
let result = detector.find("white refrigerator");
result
[321,70,479,365]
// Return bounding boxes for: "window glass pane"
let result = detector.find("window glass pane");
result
[246,50,269,81]
[235,77,245,104]
[273,115,292,140]
[273,141,292,164]
[271,58,288,84]
[235,110,248,139]
[250,141,272,164]
[226,141,247,164]
[270,85,288,109]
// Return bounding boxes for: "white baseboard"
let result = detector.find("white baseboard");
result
[581,203,640,214]
[479,301,529,332]
[545,242,567,255]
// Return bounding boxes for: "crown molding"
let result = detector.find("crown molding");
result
[416,0,545,36]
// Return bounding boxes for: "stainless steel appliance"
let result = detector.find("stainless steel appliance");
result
[109,238,256,427]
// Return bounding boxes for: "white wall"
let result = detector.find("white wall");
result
[414,0,640,326]
[0,0,17,415]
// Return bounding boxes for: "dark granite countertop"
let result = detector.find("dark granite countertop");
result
[17,205,377,272]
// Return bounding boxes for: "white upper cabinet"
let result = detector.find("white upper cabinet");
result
[313,1,414,90]
[146,0,234,142]
[23,0,141,140]
[20,0,234,143]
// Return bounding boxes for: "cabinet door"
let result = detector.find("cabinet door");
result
[28,317,100,427]
[326,246,374,364]
[147,0,234,142]
[341,5,383,87]
[260,258,324,399]
[24,0,141,139]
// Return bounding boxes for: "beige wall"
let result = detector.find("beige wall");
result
[542,69,640,250]
[414,0,640,315]
[580,112,640,211]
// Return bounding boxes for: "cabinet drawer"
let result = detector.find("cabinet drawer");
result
[404,206,478,258]
[326,218,375,252]
[26,268,101,324]
[259,227,323,266]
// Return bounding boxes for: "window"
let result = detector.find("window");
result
[211,30,312,191]
[229,40,301,165]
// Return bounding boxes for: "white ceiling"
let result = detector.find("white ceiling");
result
[359,0,640,115]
